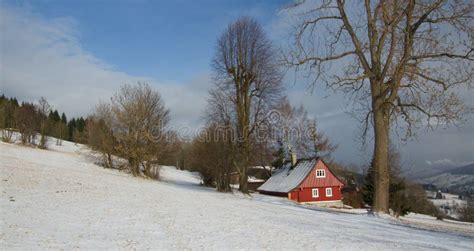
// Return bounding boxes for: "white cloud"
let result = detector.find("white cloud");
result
[0,4,208,129]
[1,3,472,171]
[426,158,455,166]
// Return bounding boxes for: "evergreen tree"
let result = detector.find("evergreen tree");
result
[52,110,60,122]
[48,110,54,120]
[61,113,67,124]
[76,117,85,132]
[68,118,76,141]
[10,98,19,107]
[362,144,416,216]
[362,161,375,206]
[271,139,286,169]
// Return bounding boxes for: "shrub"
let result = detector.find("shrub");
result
[459,198,474,223]
[343,191,364,208]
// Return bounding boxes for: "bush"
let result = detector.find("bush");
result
[459,198,474,223]
[188,125,234,192]
[343,191,364,208]
[390,182,439,217]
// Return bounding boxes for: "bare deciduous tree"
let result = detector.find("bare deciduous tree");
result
[0,98,16,143]
[88,102,116,169]
[15,104,37,145]
[188,124,234,192]
[110,82,170,177]
[37,97,51,149]
[460,198,474,223]
[273,97,337,159]
[286,0,473,213]
[211,16,283,193]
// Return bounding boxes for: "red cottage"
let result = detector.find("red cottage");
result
[258,158,345,207]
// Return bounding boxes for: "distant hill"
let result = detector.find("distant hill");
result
[449,163,474,175]
[414,163,474,196]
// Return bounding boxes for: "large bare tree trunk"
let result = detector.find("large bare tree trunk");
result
[286,0,472,215]
[211,17,283,194]
[239,166,248,193]
[372,97,390,213]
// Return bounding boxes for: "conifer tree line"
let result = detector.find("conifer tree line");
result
[0,94,88,146]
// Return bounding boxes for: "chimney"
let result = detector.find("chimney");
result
[291,152,297,167]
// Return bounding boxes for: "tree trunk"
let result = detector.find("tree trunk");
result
[129,158,139,176]
[104,153,113,169]
[239,165,248,193]
[372,106,390,213]
[144,162,154,178]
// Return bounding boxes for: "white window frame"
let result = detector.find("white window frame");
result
[316,169,326,178]
[326,188,333,197]
[312,188,319,198]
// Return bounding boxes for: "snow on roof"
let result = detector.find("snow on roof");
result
[257,159,317,193]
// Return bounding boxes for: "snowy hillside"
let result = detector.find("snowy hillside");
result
[1,141,473,250]
[429,193,467,219]
[417,173,474,195]
[411,163,474,196]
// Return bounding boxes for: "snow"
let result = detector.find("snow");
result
[247,176,265,182]
[400,213,474,235]
[258,159,317,193]
[1,141,474,250]
[429,193,467,219]
[417,172,474,195]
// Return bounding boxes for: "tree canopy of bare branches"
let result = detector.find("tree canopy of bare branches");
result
[37,97,51,149]
[88,102,116,169]
[273,97,337,159]
[286,0,473,213]
[110,82,170,177]
[211,16,283,193]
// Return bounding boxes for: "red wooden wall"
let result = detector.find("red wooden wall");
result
[288,160,344,203]
[299,160,344,188]
[295,186,343,203]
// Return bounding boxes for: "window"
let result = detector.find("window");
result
[312,188,319,198]
[316,169,326,178]
[326,188,333,197]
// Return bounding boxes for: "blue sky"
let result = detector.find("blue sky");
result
[1,0,473,172]
[8,0,286,82]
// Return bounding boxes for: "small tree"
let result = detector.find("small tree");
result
[0,97,17,142]
[67,118,76,141]
[189,124,234,192]
[273,98,336,159]
[363,145,438,217]
[37,97,51,149]
[459,198,474,223]
[271,140,286,169]
[15,104,37,145]
[88,103,116,168]
[55,112,68,146]
[73,117,87,143]
[110,83,170,177]
[363,143,402,207]
[362,164,375,207]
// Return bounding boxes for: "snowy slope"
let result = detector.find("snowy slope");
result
[412,163,474,196]
[418,172,474,195]
[1,141,474,250]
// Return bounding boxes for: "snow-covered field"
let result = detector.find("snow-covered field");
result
[429,193,467,219]
[1,140,474,250]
